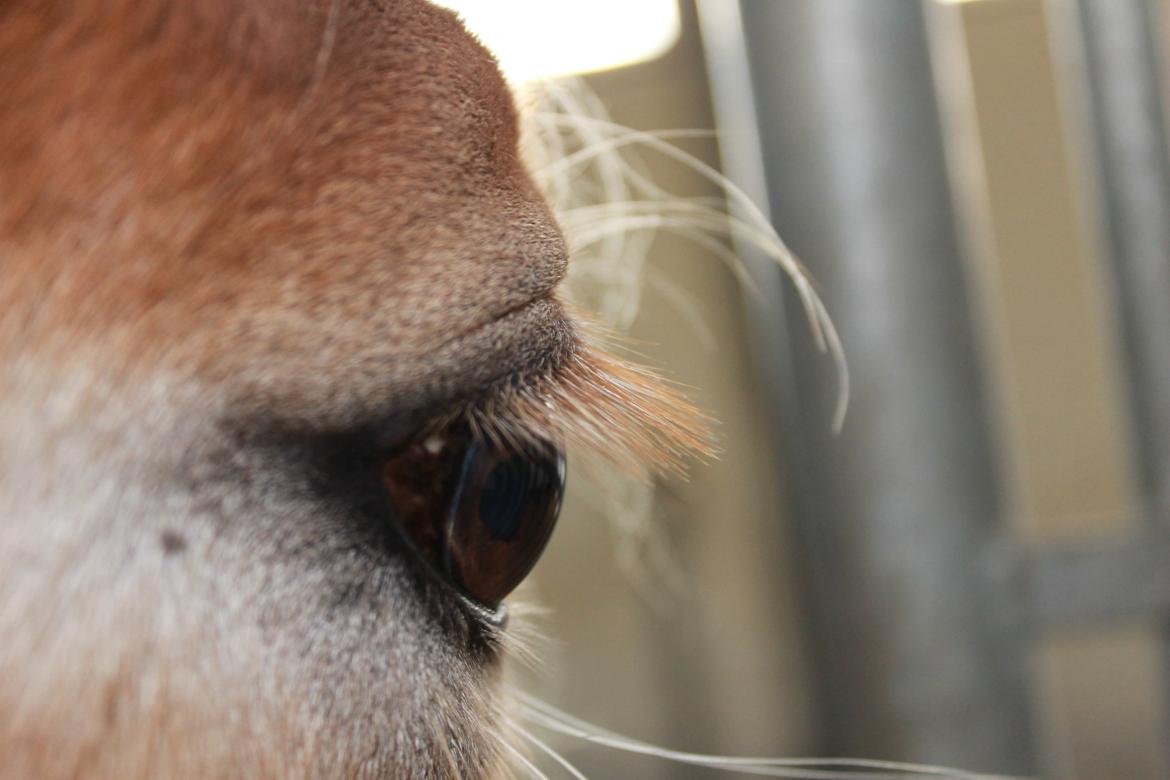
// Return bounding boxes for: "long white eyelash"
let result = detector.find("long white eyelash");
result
[495,729,553,780]
[492,601,556,673]
[514,76,774,599]
[504,78,1000,780]
[507,690,1030,780]
[522,78,849,431]
[523,80,657,332]
[506,718,590,780]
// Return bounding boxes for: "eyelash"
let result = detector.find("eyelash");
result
[374,338,710,617]
[436,342,714,479]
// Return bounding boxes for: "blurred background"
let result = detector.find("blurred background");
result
[442,1,1170,778]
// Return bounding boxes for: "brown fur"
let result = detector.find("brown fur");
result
[0,1,708,777]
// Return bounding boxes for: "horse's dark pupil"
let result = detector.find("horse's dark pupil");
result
[478,457,529,541]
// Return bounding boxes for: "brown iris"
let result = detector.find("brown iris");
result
[382,427,565,609]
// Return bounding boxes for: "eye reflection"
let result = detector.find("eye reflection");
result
[382,427,565,609]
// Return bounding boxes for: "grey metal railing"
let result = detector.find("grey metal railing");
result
[700,0,1170,774]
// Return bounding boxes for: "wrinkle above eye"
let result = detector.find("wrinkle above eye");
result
[217,293,577,443]
[425,292,559,355]
[389,295,578,412]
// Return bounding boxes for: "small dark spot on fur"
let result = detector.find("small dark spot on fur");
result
[160,529,188,555]
[327,578,366,613]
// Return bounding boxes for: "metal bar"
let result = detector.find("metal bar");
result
[706,0,1036,772]
[1069,0,1170,749]
[987,528,1170,628]
[696,1,837,754]
[1073,0,1170,515]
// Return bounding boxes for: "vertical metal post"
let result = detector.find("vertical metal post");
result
[1073,0,1170,519]
[1073,0,1170,747]
[704,0,1036,772]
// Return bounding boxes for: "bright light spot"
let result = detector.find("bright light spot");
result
[433,0,682,84]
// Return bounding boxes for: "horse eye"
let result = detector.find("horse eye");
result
[382,428,565,609]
